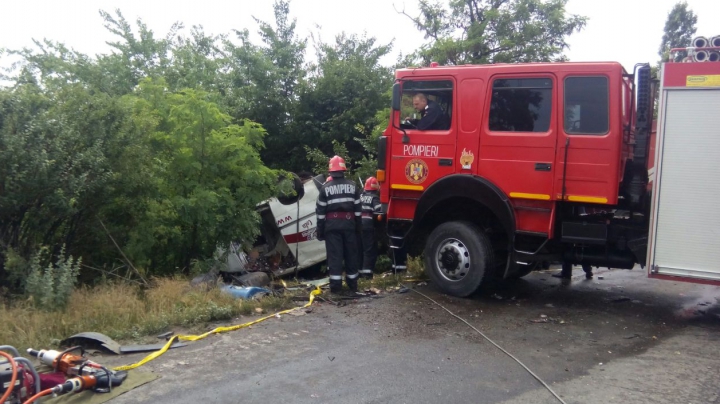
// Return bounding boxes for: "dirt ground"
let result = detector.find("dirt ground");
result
[102,266,720,404]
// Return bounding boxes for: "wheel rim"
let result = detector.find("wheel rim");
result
[435,238,471,282]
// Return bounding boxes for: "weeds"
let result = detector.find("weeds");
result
[0,277,297,353]
[0,255,427,353]
[358,254,428,290]
[25,245,81,310]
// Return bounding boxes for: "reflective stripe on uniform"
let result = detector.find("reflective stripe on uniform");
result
[317,215,325,219]
[346,273,359,279]
[354,212,361,216]
[329,275,343,280]
[374,204,381,210]
[327,197,355,204]
[392,265,407,269]
[317,201,327,206]
[354,199,361,204]
[359,269,373,274]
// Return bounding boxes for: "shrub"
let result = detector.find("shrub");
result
[25,245,81,310]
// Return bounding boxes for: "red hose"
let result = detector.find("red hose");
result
[23,388,52,404]
[0,350,18,404]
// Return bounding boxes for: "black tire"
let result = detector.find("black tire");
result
[424,221,494,297]
[507,262,537,279]
[277,173,305,205]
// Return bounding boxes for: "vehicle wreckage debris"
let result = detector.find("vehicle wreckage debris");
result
[529,315,566,324]
[221,285,271,300]
[230,271,271,287]
[60,332,188,355]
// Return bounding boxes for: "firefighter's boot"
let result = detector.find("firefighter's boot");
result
[346,278,358,293]
[329,279,343,295]
[552,262,573,279]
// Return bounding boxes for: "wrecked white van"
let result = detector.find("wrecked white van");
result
[224,174,328,277]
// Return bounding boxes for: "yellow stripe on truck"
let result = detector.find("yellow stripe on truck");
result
[509,192,551,201]
[567,195,608,204]
[391,184,424,191]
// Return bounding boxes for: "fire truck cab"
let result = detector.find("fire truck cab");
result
[378,61,656,297]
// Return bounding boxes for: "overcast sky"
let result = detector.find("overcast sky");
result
[1,0,718,73]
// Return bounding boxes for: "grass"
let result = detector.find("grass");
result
[359,255,428,290]
[0,256,428,354]
[0,277,299,354]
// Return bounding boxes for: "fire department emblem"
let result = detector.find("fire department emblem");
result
[405,159,429,184]
[460,148,475,170]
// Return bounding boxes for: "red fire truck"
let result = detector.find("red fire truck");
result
[377,52,720,297]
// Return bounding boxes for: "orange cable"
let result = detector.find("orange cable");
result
[0,351,18,404]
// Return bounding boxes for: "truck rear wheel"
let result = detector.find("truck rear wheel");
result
[424,221,494,297]
[507,262,537,279]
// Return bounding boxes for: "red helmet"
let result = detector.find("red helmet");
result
[326,176,332,183]
[328,155,347,172]
[364,176,379,191]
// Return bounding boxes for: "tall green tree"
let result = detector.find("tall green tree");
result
[0,11,282,284]
[658,2,697,62]
[399,0,587,65]
[224,0,306,169]
[295,33,393,172]
[122,79,278,273]
[100,9,178,88]
[0,77,147,287]
[163,26,228,94]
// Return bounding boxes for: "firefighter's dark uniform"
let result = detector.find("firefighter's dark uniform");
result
[316,177,362,292]
[359,190,381,278]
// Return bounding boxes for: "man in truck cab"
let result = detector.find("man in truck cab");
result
[316,156,363,294]
[404,93,449,130]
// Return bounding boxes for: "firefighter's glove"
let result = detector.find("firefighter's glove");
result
[317,227,325,241]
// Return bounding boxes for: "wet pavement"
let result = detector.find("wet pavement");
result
[107,266,720,404]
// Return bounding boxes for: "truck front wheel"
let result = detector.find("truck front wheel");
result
[424,221,494,297]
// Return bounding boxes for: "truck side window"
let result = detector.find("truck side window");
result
[489,78,552,132]
[399,80,453,131]
[564,76,609,135]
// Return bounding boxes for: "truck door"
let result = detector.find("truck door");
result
[553,74,618,207]
[388,79,457,220]
[478,75,558,235]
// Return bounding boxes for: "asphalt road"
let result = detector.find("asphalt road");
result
[107,266,720,404]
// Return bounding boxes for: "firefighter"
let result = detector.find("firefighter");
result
[359,177,381,279]
[403,93,449,130]
[553,262,594,280]
[316,156,363,294]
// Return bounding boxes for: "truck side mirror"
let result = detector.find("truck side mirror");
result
[391,83,401,111]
